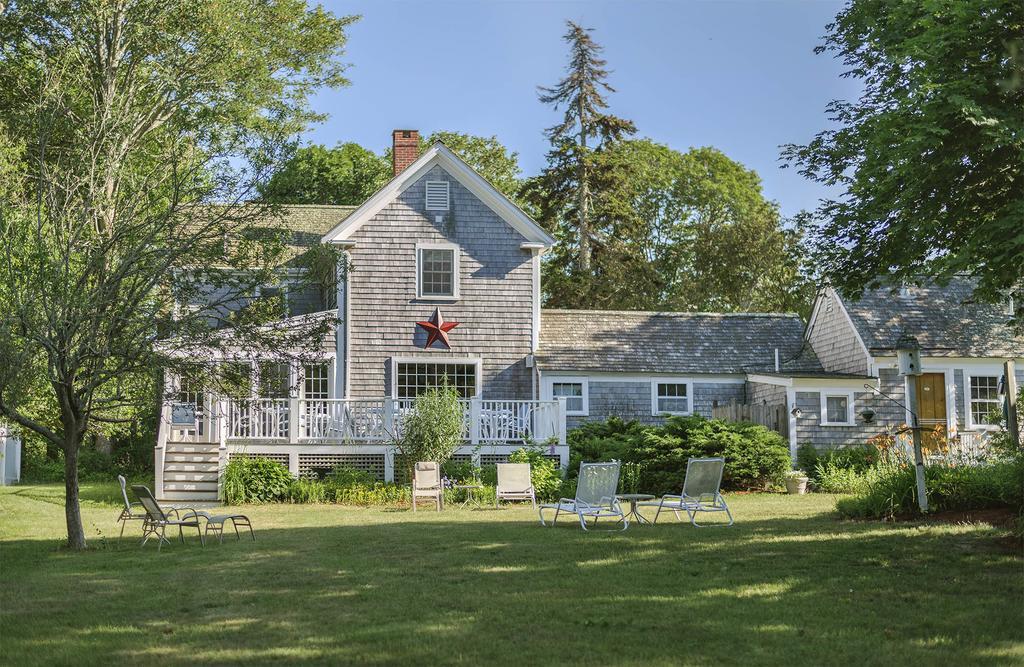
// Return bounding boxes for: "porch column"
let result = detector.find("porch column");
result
[469,398,481,445]
[556,397,567,446]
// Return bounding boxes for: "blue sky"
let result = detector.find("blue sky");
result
[307,0,861,217]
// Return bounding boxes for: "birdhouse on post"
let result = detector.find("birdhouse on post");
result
[896,335,922,376]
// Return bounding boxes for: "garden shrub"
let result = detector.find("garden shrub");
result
[566,415,790,495]
[814,458,869,493]
[835,452,1024,519]
[223,456,293,504]
[392,385,465,480]
[508,447,562,502]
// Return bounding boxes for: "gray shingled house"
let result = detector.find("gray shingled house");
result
[155,129,1024,500]
[747,282,1024,458]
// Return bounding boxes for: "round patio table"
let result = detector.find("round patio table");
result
[454,484,484,508]
[616,494,655,525]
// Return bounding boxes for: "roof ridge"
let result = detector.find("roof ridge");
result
[541,308,801,318]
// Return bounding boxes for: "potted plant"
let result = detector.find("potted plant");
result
[785,469,810,495]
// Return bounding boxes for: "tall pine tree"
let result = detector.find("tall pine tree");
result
[532,21,635,306]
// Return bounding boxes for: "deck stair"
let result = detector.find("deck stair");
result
[160,441,220,502]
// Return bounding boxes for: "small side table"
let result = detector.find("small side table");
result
[454,484,484,508]
[616,494,655,525]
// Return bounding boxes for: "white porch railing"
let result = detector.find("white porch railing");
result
[178,397,567,445]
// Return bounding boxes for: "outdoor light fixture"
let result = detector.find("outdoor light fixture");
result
[790,407,802,418]
[860,407,876,424]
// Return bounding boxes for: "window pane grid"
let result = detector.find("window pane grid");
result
[420,248,455,297]
[303,363,329,400]
[656,383,689,413]
[396,362,476,398]
[970,376,1000,425]
[552,382,584,413]
[825,395,849,423]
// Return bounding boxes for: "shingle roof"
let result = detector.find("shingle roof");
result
[261,205,357,263]
[537,309,822,374]
[840,278,1023,357]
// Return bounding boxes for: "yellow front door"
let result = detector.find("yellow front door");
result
[914,373,948,453]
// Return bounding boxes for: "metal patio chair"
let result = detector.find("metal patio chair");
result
[637,457,733,527]
[116,475,146,539]
[412,461,443,512]
[538,461,627,531]
[131,485,205,551]
[495,463,536,509]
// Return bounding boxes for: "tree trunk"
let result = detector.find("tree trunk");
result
[63,437,87,550]
[577,95,591,273]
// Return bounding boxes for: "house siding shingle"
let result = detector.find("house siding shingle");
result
[746,382,788,406]
[563,377,744,429]
[345,165,534,399]
[806,291,870,375]
[794,368,905,449]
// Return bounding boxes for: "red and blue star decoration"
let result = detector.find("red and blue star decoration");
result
[416,307,460,349]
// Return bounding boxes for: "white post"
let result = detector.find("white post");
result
[556,397,567,446]
[1005,360,1020,450]
[905,376,929,513]
[383,397,395,438]
[469,398,481,445]
[155,399,170,498]
[288,451,299,478]
[288,396,300,443]
[384,450,395,483]
[13,434,21,484]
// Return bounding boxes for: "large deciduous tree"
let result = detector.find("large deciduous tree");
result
[533,20,636,302]
[553,139,814,314]
[260,142,390,206]
[0,0,354,549]
[782,0,1024,310]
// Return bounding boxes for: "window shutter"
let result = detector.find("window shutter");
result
[425,181,450,211]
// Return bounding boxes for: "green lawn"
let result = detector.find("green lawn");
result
[1,484,1021,666]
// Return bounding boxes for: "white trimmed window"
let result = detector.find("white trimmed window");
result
[550,379,588,416]
[303,363,330,400]
[395,361,479,399]
[652,380,692,416]
[968,375,1000,428]
[425,181,450,211]
[820,391,855,426]
[416,243,459,299]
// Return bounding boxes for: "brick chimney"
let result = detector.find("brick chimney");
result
[392,129,419,176]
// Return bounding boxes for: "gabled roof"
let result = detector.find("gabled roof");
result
[838,278,1024,358]
[537,309,816,374]
[320,142,555,246]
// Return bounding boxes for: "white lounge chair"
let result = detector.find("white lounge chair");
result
[637,457,733,527]
[538,461,627,531]
[412,461,443,512]
[495,463,536,509]
[116,475,146,538]
[131,485,205,551]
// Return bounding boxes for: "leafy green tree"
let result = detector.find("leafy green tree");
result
[533,20,636,299]
[260,142,390,205]
[385,130,524,202]
[782,0,1024,310]
[0,0,353,549]
[545,138,815,314]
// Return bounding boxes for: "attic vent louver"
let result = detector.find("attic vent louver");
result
[425,181,450,211]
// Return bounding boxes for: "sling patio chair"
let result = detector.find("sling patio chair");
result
[412,461,443,512]
[131,484,205,551]
[495,463,536,509]
[637,457,734,527]
[538,461,627,531]
[116,475,147,539]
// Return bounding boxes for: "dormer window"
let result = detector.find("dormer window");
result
[416,242,459,299]
[425,181,450,211]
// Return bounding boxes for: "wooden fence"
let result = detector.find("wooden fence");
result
[711,401,789,438]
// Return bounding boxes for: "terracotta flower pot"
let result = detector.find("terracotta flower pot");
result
[785,477,809,495]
